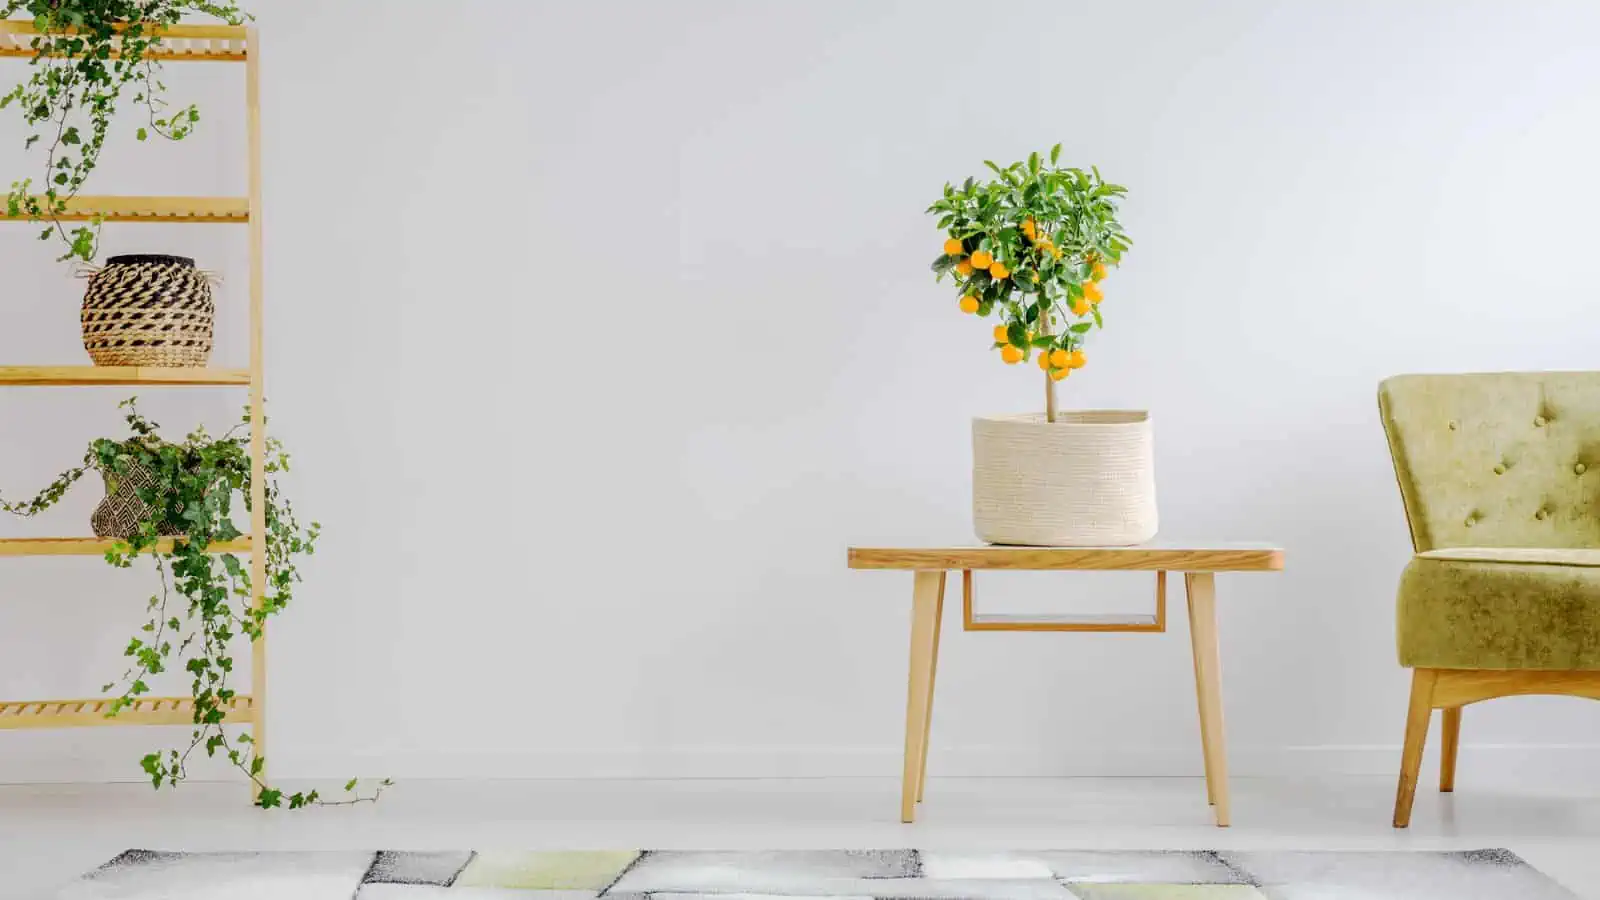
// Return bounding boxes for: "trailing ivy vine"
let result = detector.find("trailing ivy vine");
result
[0,400,386,808]
[1,0,251,261]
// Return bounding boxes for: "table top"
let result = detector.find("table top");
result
[847,542,1284,572]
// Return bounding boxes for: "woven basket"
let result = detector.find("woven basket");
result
[972,411,1158,547]
[80,254,215,368]
[91,459,185,540]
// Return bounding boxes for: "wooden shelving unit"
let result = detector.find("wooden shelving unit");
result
[0,19,270,796]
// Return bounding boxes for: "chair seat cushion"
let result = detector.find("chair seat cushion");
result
[1399,549,1600,669]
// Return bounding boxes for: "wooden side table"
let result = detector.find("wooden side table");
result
[847,543,1285,826]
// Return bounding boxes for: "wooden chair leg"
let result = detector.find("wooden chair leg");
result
[1185,572,1230,827]
[901,571,942,823]
[917,572,945,803]
[1439,706,1460,793]
[1394,668,1439,828]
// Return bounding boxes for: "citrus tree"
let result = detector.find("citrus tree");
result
[927,145,1131,422]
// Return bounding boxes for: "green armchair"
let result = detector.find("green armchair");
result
[1380,373,1600,828]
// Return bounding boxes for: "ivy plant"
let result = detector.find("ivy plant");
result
[0,400,386,809]
[927,144,1131,422]
[1,0,251,262]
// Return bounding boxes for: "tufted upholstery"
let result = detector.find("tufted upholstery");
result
[1381,373,1600,670]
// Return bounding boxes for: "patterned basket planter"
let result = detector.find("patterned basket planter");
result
[80,254,215,368]
[972,411,1159,547]
[90,458,186,540]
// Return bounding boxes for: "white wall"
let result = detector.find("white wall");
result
[3,0,1600,786]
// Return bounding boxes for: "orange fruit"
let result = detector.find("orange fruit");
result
[1050,366,1070,382]
[1000,345,1024,364]
[990,262,1010,279]
[1037,351,1052,371]
[1051,247,1064,260]
[955,259,974,277]
[1067,349,1086,369]
[1071,297,1091,316]
[944,238,964,256]
[970,250,993,269]
[1049,349,1070,369]
[1021,219,1037,238]
[959,295,980,314]
[1092,262,1108,281]
[993,324,1009,342]
[1083,281,1104,304]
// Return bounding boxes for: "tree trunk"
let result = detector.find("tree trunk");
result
[1041,306,1057,423]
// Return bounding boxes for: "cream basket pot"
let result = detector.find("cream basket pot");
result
[972,411,1158,546]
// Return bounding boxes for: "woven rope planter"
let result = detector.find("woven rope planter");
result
[972,411,1158,547]
[80,254,215,368]
[90,460,184,540]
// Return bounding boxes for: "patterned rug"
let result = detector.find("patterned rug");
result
[51,848,1579,899]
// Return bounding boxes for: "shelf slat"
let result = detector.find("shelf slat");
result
[0,20,249,62]
[1,196,248,223]
[0,536,251,557]
[0,694,253,730]
[0,366,250,387]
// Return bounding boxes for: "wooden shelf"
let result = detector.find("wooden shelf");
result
[1,195,248,223]
[849,543,1285,572]
[0,366,250,387]
[0,536,251,557]
[0,694,253,730]
[0,20,249,62]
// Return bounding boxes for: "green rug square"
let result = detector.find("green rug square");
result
[454,850,640,889]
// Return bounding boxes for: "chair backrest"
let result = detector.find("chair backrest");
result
[1379,372,1600,552]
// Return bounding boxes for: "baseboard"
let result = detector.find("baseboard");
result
[7,741,1598,785]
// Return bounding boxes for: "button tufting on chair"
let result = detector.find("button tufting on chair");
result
[1578,463,1588,475]
[1536,509,1549,520]
[1494,464,1506,475]
[1448,421,1458,430]
[1535,416,1548,427]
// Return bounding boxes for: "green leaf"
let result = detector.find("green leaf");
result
[1007,322,1028,347]
[1050,143,1062,165]
[1028,151,1039,174]
[1070,322,1092,333]
[137,127,148,142]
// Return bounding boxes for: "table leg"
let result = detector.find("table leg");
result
[1185,572,1230,827]
[917,571,946,803]
[902,570,943,823]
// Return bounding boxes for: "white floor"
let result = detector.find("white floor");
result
[2,776,1598,899]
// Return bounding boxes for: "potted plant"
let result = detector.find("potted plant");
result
[928,145,1154,546]
[0,400,385,808]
